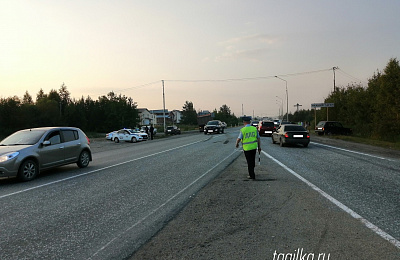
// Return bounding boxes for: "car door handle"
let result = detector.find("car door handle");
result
[59,146,65,149]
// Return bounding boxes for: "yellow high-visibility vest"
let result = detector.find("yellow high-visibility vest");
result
[240,127,258,151]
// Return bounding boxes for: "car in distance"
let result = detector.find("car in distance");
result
[258,121,275,137]
[165,126,181,135]
[141,126,157,135]
[251,121,259,128]
[113,129,143,143]
[272,124,310,147]
[106,131,117,140]
[315,121,352,135]
[129,129,149,140]
[204,120,225,134]
[0,127,92,181]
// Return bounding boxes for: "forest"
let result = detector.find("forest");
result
[0,85,138,136]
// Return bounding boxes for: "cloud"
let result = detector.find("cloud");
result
[215,48,270,62]
[214,33,279,62]
[218,33,278,46]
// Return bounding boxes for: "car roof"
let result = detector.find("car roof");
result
[20,126,79,131]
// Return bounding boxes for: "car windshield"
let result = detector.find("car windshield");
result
[0,129,46,145]
[207,121,218,125]
[285,125,306,131]
[317,121,326,126]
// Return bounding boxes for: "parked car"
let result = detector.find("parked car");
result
[272,124,310,147]
[315,121,352,135]
[0,127,92,181]
[141,126,157,135]
[130,129,148,140]
[113,129,143,143]
[106,131,117,140]
[165,126,181,135]
[258,121,275,137]
[204,120,225,134]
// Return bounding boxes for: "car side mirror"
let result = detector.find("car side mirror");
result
[43,140,51,146]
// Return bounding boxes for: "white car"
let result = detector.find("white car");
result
[141,126,157,135]
[106,131,117,140]
[130,129,149,140]
[112,129,143,143]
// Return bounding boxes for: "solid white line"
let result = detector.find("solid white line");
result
[311,142,394,161]
[0,139,205,200]
[262,150,400,249]
[88,149,238,259]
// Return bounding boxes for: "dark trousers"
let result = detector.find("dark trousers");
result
[244,149,257,178]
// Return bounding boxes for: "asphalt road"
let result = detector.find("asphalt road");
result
[1,128,399,259]
[0,130,241,259]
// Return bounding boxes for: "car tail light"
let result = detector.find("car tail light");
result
[284,132,289,138]
[86,135,91,144]
[307,134,310,139]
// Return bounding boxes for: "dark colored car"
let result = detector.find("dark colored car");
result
[272,124,310,147]
[204,120,225,134]
[315,121,352,135]
[0,127,92,181]
[258,121,275,137]
[165,126,181,135]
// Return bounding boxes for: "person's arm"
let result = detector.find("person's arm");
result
[235,138,241,148]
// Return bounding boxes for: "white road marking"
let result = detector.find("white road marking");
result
[311,142,395,161]
[88,149,238,259]
[0,139,205,200]
[262,150,400,249]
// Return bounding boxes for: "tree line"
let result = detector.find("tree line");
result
[289,58,399,142]
[1,58,398,142]
[0,84,138,137]
[180,101,240,126]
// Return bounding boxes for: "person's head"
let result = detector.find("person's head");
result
[242,117,251,125]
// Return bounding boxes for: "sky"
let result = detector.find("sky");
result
[1,0,399,118]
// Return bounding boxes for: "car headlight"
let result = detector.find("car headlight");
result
[0,152,19,163]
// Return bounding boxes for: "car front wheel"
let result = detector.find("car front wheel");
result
[77,150,90,168]
[18,159,38,181]
[114,138,120,143]
[131,137,137,143]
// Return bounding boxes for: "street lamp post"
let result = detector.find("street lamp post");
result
[275,76,288,122]
[276,96,283,120]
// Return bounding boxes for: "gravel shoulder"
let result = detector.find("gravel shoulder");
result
[127,136,400,260]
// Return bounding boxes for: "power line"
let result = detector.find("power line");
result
[336,69,368,85]
[165,68,334,83]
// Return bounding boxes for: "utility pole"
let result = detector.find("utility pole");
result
[275,76,288,122]
[162,80,166,132]
[333,66,338,92]
[294,103,302,112]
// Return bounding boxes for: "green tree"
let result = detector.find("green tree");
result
[181,101,197,125]
[22,91,34,105]
[372,58,400,140]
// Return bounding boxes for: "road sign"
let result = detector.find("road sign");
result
[311,103,334,108]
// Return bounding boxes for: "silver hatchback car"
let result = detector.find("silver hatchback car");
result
[0,127,92,181]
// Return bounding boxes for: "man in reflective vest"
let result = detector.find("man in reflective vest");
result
[235,117,262,179]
